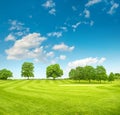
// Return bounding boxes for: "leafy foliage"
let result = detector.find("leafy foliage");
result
[0,69,13,80]
[69,65,108,83]
[21,62,34,79]
[46,64,63,80]
[95,66,107,83]
[108,72,115,82]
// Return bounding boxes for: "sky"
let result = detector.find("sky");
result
[0,0,120,78]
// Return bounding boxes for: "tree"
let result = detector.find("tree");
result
[108,72,115,82]
[21,62,34,79]
[84,66,95,83]
[114,73,120,79]
[95,66,107,83]
[69,69,76,80]
[76,66,84,82]
[46,64,63,80]
[0,69,13,80]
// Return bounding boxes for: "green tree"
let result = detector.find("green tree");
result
[46,64,63,80]
[108,72,115,82]
[95,66,107,83]
[76,66,84,82]
[114,73,120,79]
[69,69,76,80]
[0,69,13,80]
[84,66,95,83]
[21,62,34,79]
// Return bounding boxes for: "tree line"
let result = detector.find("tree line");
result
[0,62,120,82]
[69,66,115,83]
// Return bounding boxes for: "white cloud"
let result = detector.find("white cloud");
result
[85,0,102,7]
[90,20,94,26]
[47,32,62,38]
[60,26,68,32]
[8,20,30,37]
[68,57,106,69]
[72,22,81,32]
[9,20,24,31]
[42,0,56,15]
[42,0,55,8]
[49,8,56,15]
[59,55,66,60]
[5,33,46,61]
[107,2,119,15]
[84,9,90,18]
[46,51,54,57]
[72,6,77,11]
[98,57,106,64]
[5,34,16,41]
[52,43,74,51]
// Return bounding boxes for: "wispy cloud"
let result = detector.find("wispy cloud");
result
[42,0,56,15]
[60,26,68,32]
[90,20,94,26]
[5,34,16,41]
[85,0,102,7]
[46,51,54,57]
[107,2,119,15]
[8,20,30,37]
[47,32,62,38]
[72,6,77,11]
[52,43,75,52]
[59,55,66,60]
[72,22,81,32]
[49,8,56,15]
[42,0,55,8]
[84,9,90,18]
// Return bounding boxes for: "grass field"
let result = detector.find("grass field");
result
[0,80,120,115]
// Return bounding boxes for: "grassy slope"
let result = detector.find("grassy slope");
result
[0,80,120,115]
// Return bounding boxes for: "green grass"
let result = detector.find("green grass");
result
[0,80,120,115]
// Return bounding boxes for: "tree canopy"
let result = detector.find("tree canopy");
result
[69,65,108,83]
[108,72,115,82]
[21,62,34,79]
[46,64,63,80]
[0,69,13,80]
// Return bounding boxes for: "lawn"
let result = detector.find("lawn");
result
[0,80,120,115]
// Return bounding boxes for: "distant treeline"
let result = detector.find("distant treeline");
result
[0,62,120,82]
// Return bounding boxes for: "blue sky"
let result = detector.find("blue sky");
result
[0,0,120,78]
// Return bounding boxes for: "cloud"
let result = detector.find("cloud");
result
[46,51,54,57]
[72,22,81,32]
[5,34,16,41]
[98,57,106,64]
[85,0,102,7]
[68,57,106,69]
[8,20,30,37]
[47,32,62,38]
[42,0,55,8]
[49,8,56,15]
[5,33,46,61]
[90,20,94,26]
[42,0,56,15]
[52,43,75,51]
[84,9,90,18]
[60,26,68,32]
[72,6,77,11]
[59,55,66,60]
[107,2,119,15]
[9,20,24,31]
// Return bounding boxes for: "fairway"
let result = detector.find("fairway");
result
[0,80,120,115]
